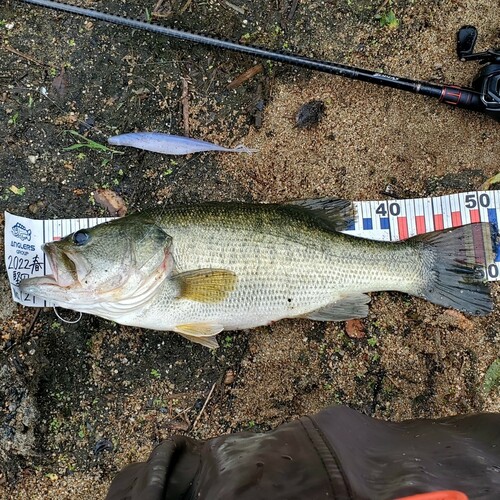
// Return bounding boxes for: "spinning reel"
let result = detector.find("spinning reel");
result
[456,26,500,121]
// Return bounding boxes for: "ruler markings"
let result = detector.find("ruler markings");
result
[442,196,452,229]
[370,200,380,232]
[459,192,472,225]
[6,193,500,310]
[362,202,373,230]
[414,198,426,235]
[450,193,461,227]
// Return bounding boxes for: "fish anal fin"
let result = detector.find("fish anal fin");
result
[304,293,370,322]
[175,269,237,303]
[174,322,223,349]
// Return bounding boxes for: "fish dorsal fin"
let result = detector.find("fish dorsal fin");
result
[304,293,370,321]
[174,269,237,303]
[288,198,356,231]
[175,322,223,349]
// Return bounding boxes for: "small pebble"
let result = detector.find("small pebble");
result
[224,369,235,385]
[29,200,47,214]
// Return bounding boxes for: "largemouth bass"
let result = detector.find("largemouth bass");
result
[20,199,495,348]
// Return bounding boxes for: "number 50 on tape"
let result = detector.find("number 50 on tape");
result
[344,190,500,281]
[4,190,500,308]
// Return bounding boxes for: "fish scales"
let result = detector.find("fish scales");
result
[141,203,426,329]
[19,200,494,348]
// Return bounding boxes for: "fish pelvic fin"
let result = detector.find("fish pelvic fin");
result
[174,269,237,303]
[287,198,356,231]
[175,322,223,349]
[303,293,370,322]
[414,223,495,316]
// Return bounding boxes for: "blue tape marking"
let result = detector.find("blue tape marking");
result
[346,220,355,231]
[380,217,390,230]
[487,208,499,261]
[363,218,373,230]
[488,208,498,229]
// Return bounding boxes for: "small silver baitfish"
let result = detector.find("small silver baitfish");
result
[107,132,257,155]
[20,199,495,349]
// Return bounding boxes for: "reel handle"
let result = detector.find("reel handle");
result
[457,25,500,122]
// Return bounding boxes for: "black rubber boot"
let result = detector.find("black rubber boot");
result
[105,406,500,500]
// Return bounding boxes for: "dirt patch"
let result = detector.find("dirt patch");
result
[1,0,499,497]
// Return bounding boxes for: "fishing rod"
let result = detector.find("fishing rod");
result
[16,0,500,122]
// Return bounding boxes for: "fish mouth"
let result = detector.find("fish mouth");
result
[19,243,89,301]
[42,242,88,288]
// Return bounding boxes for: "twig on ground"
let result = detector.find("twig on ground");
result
[385,373,401,390]
[227,64,264,90]
[224,1,246,15]
[179,0,193,14]
[191,381,217,430]
[180,77,190,136]
[288,0,300,21]
[2,45,58,69]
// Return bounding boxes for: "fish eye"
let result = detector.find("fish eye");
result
[73,230,90,246]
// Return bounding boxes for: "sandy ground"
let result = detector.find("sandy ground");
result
[0,0,499,498]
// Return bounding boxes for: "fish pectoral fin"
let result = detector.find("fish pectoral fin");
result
[287,198,356,231]
[304,293,371,322]
[175,322,223,349]
[174,268,237,303]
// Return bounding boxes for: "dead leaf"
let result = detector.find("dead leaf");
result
[442,309,474,331]
[53,112,79,126]
[481,172,500,190]
[345,319,365,338]
[295,99,325,129]
[483,358,500,395]
[224,369,236,385]
[152,0,173,18]
[166,420,190,431]
[52,67,68,98]
[93,189,127,217]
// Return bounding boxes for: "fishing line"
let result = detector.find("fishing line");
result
[53,306,83,324]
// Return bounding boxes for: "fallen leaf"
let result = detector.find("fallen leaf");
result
[345,319,365,338]
[52,67,68,98]
[54,113,79,126]
[481,172,500,190]
[166,420,190,432]
[442,309,474,331]
[93,189,127,217]
[483,358,500,395]
[9,185,26,195]
[224,369,236,385]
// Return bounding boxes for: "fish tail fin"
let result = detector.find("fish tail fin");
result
[232,144,258,154]
[414,223,496,315]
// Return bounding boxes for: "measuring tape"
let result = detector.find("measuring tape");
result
[6,215,111,307]
[4,190,500,307]
[345,191,500,280]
